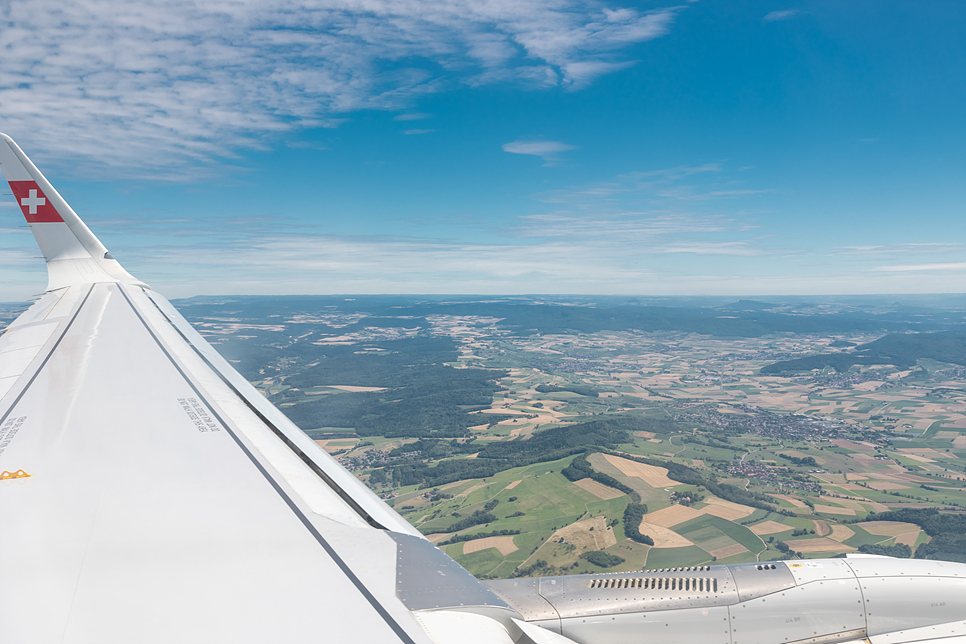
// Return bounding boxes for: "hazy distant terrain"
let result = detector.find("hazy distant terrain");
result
[161,294,966,571]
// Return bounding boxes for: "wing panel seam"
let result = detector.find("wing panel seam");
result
[142,290,389,530]
[0,285,94,425]
[115,284,418,644]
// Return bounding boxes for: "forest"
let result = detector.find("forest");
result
[386,416,657,487]
[860,508,966,563]
[276,336,513,436]
[762,332,966,374]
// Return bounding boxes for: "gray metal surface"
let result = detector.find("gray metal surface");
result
[559,604,733,644]
[859,573,966,637]
[528,566,740,619]
[485,578,561,623]
[391,532,512,611]
[730,577,866,644]
[728,562,797,602]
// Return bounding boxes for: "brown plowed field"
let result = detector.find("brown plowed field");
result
[709,544,749,559]
[750,521,792,535]
[464,536,518,555]
[573,478,624,500]
[702,497,754,520]
[643,505,703,527]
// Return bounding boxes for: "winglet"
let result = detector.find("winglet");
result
[0,133,147,291]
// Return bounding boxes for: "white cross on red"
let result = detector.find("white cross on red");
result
[20,189,46,214]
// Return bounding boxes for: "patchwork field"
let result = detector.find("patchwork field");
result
[218,296,966,577]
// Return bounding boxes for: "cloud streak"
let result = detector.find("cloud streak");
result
[502,139,577,163]
[873,262,966,273]
[0,0,681,178]
[764,9,800,22]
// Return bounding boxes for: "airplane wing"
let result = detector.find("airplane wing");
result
[0,133,549,644]
[4,133,966,644]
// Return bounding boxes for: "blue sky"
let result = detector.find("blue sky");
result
[1,0,964,300]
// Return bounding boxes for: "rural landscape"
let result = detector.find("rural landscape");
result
[160,294,966,577]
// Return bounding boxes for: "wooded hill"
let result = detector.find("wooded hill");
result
[762,332,966,374]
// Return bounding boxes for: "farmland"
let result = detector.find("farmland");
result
[173,294,966,575]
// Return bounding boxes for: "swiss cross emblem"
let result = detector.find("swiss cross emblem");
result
[7,180,63,223]
[20,189,45,213]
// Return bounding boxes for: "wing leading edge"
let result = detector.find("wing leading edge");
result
[0,134,535,643]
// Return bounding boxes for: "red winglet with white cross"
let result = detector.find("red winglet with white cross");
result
[8,180,63,223]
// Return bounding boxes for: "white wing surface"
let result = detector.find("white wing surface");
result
[0,134,527,644]
[7,133,964,644]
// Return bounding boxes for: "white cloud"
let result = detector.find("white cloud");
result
[502,139,577,162]
[872,263,966,272]
[764,9,800,22]
[834,243,964,256]
[403,129,434,135]
[393,113,432,121]
[0,0,681,179]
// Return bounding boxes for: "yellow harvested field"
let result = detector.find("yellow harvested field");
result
[643,504,703,527]
[648,438,663,443]
[867,471,934,483]
[504,479,523,490]
[750,521,791,535]
[862,521,921,537]
[639,523,695,548]
[829,525,855,542]
[463,536,518,556]
[866,481,909,490]
[811,520,830,536]
[635,431,656,438]
[602,454,678,487]
[846,474,869,481]
[573,478,624,500]
[429,532,453,543]
[314,439,359,453]
[785,538,856,554]
[702,497,755,520]
[709,543,749,559]
[899,448,956,458]
[833,439,876,451]
[953,436,966,448]
[771,494,808,509]
[812,504,856,516]
[896,531,921,547]
[555,516,618,552]
[900,453,936,464]
[831,498,876,511]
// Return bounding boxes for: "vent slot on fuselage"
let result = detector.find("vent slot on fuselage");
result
[589,576,718,592]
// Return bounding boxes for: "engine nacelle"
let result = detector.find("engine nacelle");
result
[485,556,966,644]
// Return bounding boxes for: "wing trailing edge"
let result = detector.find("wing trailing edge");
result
[0,133,146,291]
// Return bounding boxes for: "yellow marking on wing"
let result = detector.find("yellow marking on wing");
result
[0,469,33,480]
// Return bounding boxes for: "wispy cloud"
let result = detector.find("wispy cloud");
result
[872,262,966,272]
[764,9,800,21]
[503,139,577,164]
[403,129,434,135]
[834,243,964,256]
[393,113,433,121]
[531,163,774,205]
[0,0,681,179]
